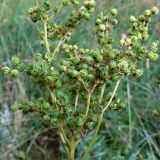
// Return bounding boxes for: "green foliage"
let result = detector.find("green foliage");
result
[1,0,159,159]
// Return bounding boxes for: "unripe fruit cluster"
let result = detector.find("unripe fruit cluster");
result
[2,2,159,149]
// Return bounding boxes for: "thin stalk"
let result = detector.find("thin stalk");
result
[82,78,122,160]
[82,113,103,160]
[103,78,122,112]
[53,35,68,59]
[49,1,63,20]
[75,91,79,110]
[85,93,91,116]
[85,82,99,116]
[99,81,107,103]
[127,78,132,148]
[59,123,70,146]
[35,0,40,6]
[59,132,70,155]
[44,21,50,53]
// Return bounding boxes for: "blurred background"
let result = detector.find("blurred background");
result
[0,0,160,159]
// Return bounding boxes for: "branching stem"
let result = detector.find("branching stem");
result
[44,21,51,53]
[82,78,122,160]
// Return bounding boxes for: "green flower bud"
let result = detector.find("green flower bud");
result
[140,46,148,53]
[151,42,158,52]
[12,56,20,65]
[43,115,50,121]
[89,0,96,7]
[133,69,143,77]
[125,38,131,44]
[90,114,97,121]
[131,36,138,43]
[108,52,116,59]
[151,7,159,15]
[46,76,55,82]
[95,19,102,25]
[99,67,109,79]
[71,56,80,64]
[11,69,19,78]
[98,24,106,32]
[2,66,11,74]
[35,53,43,60]
[111,8,118,16]
[85,56,94,62]
[44,0,51,10]
[17,63,25,72]
[62,0,70,6]
[71,0,79,5]
[42,102,50,110]
[95,54,103,63]
[111,74,119,81]
[147,52,159,61]
[91,50,100,57]
[107,37,114,44]
[55,80,62,88]
[109,61,117,69]
[87,74,95,81]
[118,60,128,70]
[11,104,18,112]
[142,32,149,40]
[110,19,118,25]
[68,69,79,78]
[80,64,88,69]
[144,9,151,16]
[137,32,142,40]
[119,39,125,46]
[80,70,88,78]
[51,118,58,124]
[129,16,136,23]
[138,15,145,22]
[77,117,84,126]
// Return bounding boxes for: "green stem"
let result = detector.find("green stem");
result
[68,139,76,160]
[75,91,79,110]
[85,93,91,116]
[99,81,107,103]
[103,78,122,112]
[82,113,103,160]
[82,78,122,160]
[44,20,50,53]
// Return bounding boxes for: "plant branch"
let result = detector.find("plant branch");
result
[49,1,63,20]
[82,112,103,160]
[82,78,122,160]
[99,81,107,103]
[44,20,51,53]
[103,78,122,112]
[75,90,79,110]
[85,81,99,116]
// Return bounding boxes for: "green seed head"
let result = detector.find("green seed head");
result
[111,8,118,16]
[43,115,50,121]
[11,104,18,112]
[133,69,143,77]
[2,66,11,74]
[144,9,151,16]
[119,39,125,46]
[98,24,106,32]
[151,7,159,15]
[12,56,20,65]
[11,69,19,78]
[129,16,136,23]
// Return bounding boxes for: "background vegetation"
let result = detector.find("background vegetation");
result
[0,0,160,159]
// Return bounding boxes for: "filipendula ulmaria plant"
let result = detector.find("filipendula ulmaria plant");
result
[2,1,159,159]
